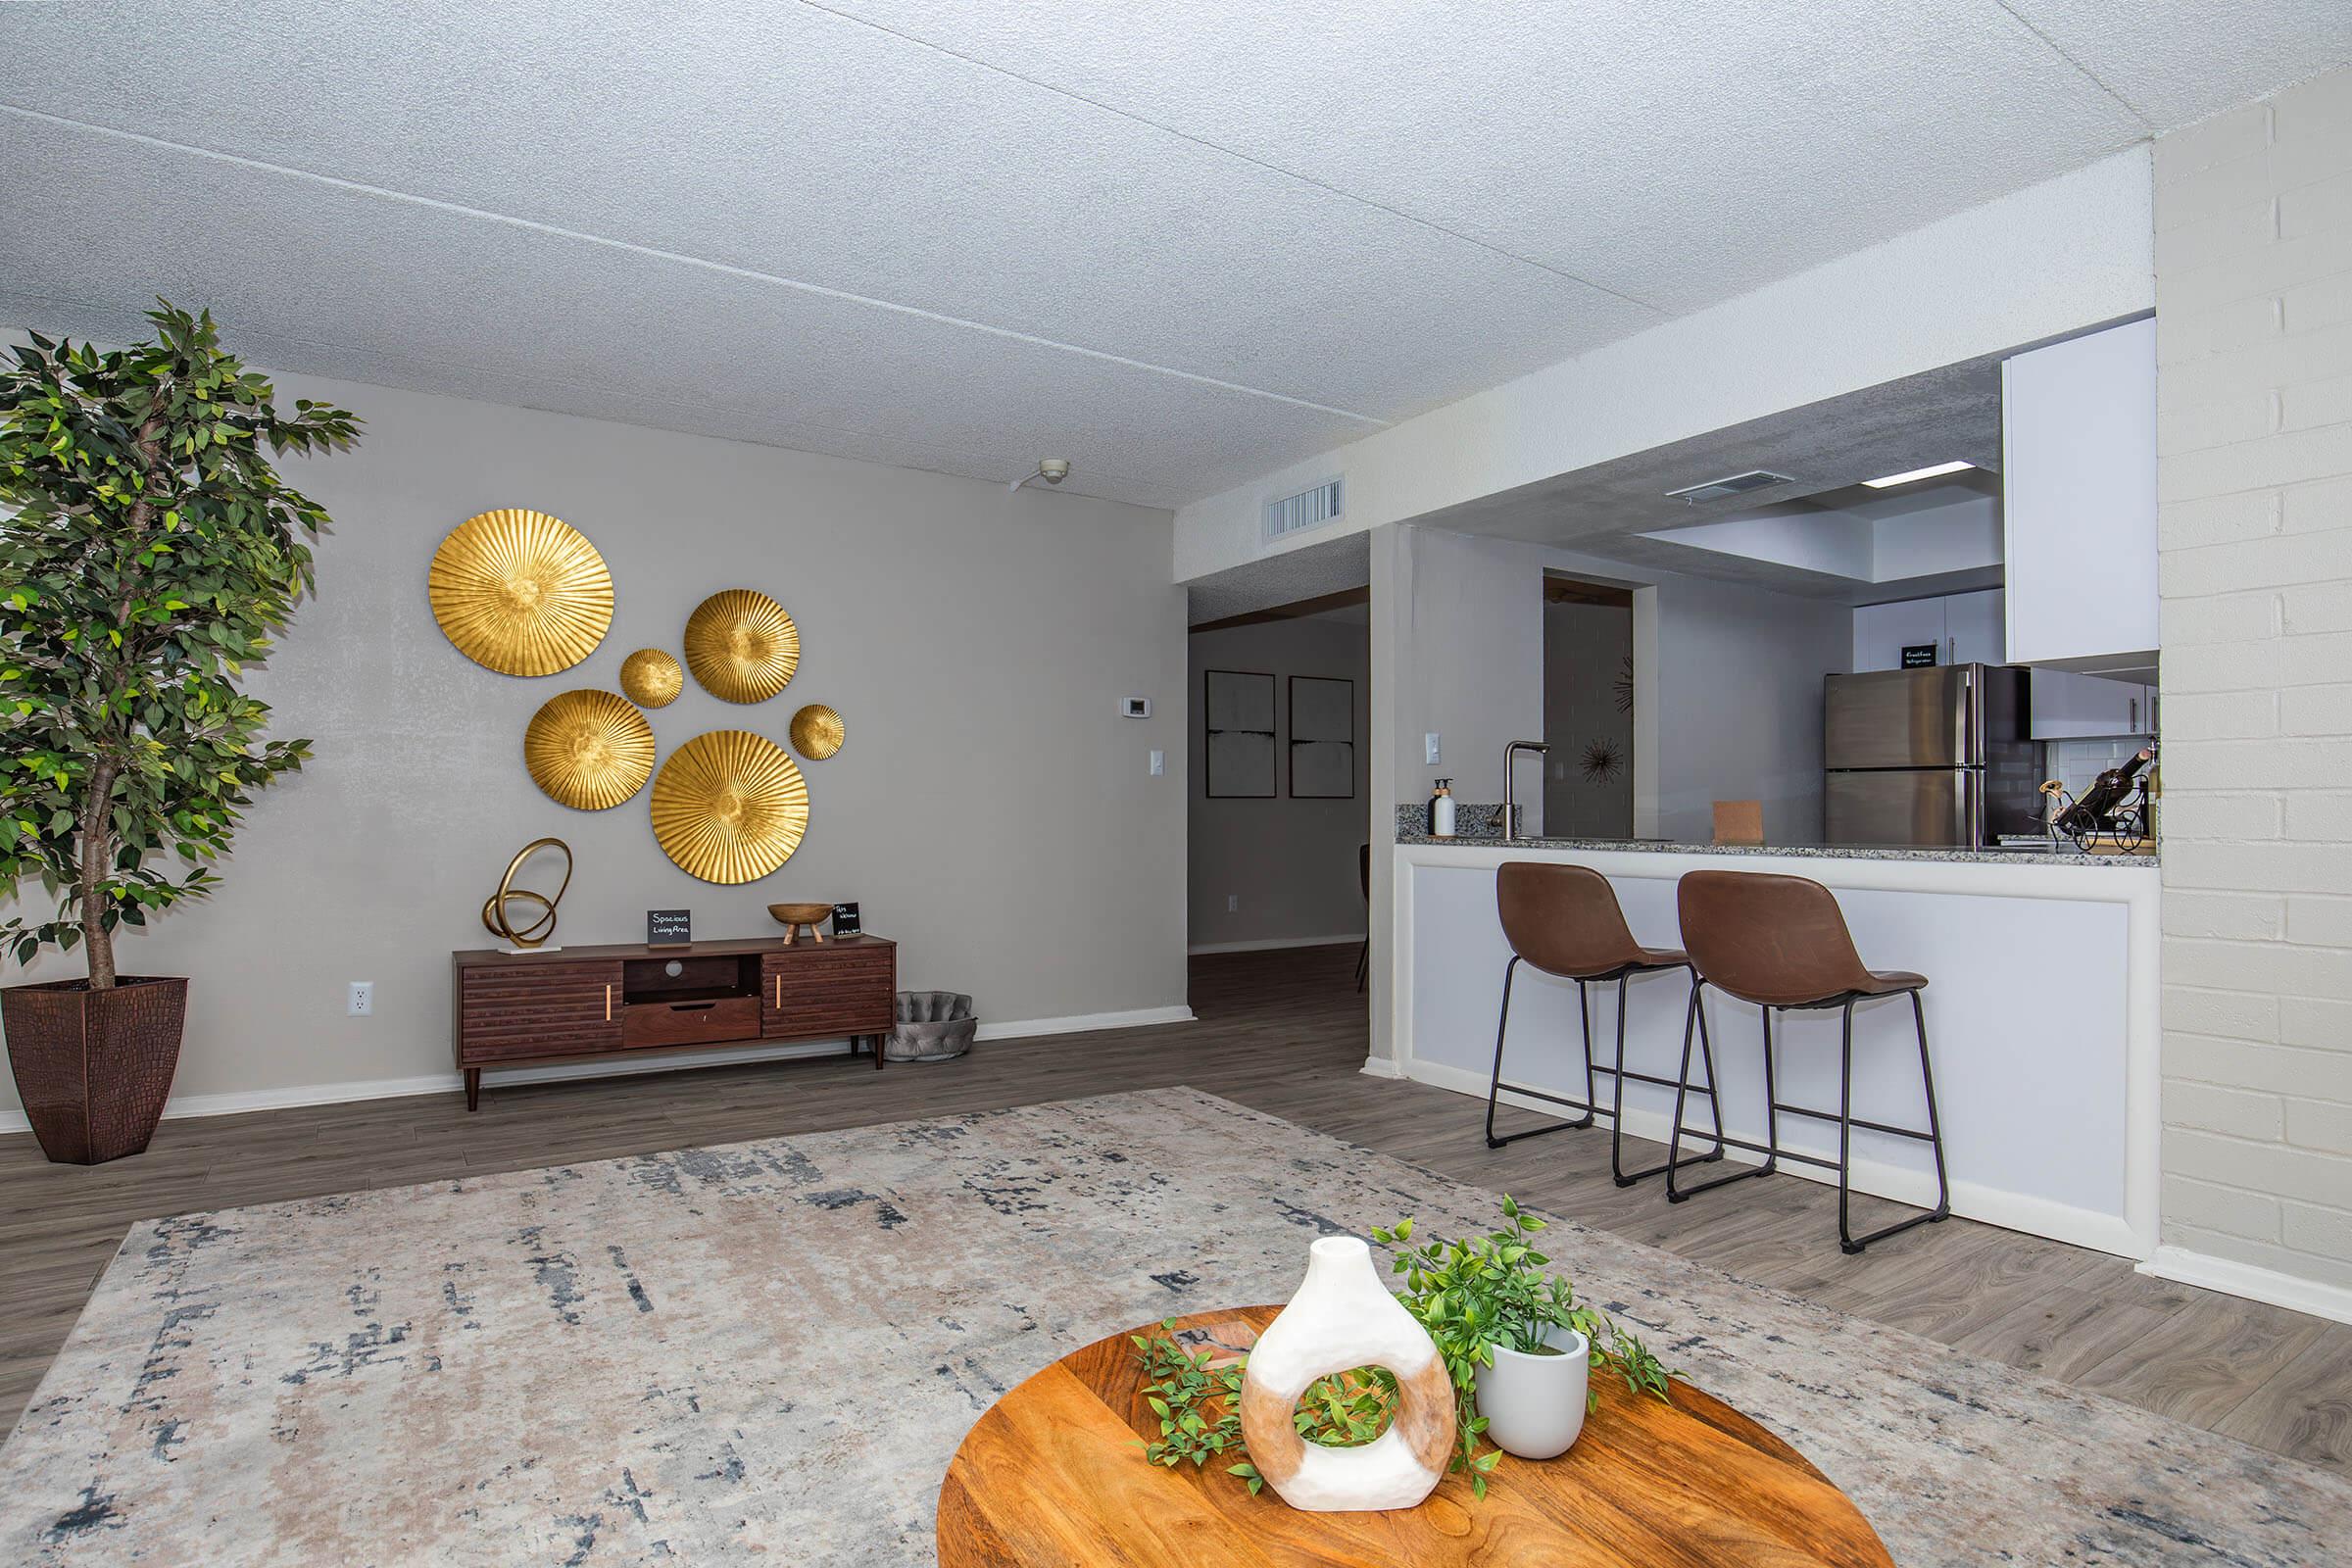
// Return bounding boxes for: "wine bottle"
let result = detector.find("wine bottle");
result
[2060,748,2153,834]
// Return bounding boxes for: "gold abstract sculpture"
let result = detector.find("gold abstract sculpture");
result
[683,589,800,703]
[523,689,657,810]
[481,837,573,950]
[789,703,846,760]
[428,510,613,676]
[619,648,684,709]
[650,730,808,883]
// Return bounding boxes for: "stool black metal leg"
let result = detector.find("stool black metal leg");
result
[1585,980,1605,1133]
[1608,977,1638,1184]
[1836,992,1952,1253]
[1757,1005,1781,1178]
[1567,981,1598,1130]
[1670,988,1776,1204]
[1837,1002,1859,1249]
[1619,976,1722,1187]
[1483,956,1591,1149]
[1912,991,1952,1222]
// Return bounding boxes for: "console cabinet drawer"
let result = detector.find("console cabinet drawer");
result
[621,993,762,1049]
[459,960,624,1063]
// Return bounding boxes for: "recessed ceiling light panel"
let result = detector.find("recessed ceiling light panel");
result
[1862,460,1976,489]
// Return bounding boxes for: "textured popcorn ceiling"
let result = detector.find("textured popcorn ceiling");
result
[2,2,2345,511]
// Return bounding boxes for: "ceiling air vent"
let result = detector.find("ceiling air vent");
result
[1663,469,1793,504]
[1265,477,1343,541]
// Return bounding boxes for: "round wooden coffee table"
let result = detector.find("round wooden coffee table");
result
[938,1305,1891,1566]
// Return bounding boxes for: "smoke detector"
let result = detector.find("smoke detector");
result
[1008,458,1073,492]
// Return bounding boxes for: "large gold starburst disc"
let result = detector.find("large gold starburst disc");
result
[429,510,613,675]
[649,730,808,883]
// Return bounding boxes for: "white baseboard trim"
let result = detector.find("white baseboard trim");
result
[1357,1054,1404,1080]
[972,1004,1197,1041]
[1398,1057,2145,1260]
[2140,1245,2352,1327]
[0,1004,1200,1135]
[1187,935,1364,956]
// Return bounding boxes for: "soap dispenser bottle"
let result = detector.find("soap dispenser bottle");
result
[1430,779,1456,838]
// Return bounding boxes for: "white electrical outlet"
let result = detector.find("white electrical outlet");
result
[1149,749,1165,776]
[1227,894,1239,912]
[1425,732,1442,764]
[347,981,373,1017]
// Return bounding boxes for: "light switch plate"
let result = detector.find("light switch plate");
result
[1149,749,1165,776]
[1424,732,1442,764]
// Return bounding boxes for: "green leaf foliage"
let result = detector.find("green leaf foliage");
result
[0,302,360,986]
[1372,1196,1674,1491]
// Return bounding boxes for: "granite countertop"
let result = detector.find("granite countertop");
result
[1394,805,2158,867]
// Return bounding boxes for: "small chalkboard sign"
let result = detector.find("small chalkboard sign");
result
[1900,643,1938,668]
[647,908,691,946]
[830,902,861,938]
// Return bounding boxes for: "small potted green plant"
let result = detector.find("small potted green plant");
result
[0,304,358,1162]
[1374,1195,1667,1466]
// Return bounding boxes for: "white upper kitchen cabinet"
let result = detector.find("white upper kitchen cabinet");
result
[1851,589,2006,670]
[2001,318,2158,669]
[1851,597,1947,670]
[2030,668,2156,739]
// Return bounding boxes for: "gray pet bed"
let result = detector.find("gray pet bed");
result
[885,991,977,1062]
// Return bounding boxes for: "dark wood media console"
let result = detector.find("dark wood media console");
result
[452,934,897,1109]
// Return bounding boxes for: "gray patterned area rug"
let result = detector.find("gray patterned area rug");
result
[2,1088,2343,1565]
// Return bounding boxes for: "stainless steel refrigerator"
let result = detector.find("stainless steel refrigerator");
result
[1824,664,2039,848]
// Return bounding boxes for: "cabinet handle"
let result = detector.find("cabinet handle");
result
[774,974,782,1009]
[605,983,612,1021]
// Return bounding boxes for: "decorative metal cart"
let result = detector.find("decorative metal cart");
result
[2039,749,2156,853]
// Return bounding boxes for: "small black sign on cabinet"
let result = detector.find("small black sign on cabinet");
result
[830,903,861,937]
[1900,643,1938,668]
[647,908,692,946]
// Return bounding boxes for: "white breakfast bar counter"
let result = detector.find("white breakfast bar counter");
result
[1381,833,2160,1259]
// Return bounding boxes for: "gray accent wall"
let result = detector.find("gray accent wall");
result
[0,370,1188,1116]
[1187,617,1370,949]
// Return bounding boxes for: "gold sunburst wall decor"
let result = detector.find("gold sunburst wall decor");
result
[523,689,657,810]
[619,648,684,709]
[649,729,808,883]
[428,509,613,676]
[789,704,845,760]
[683,588,800,703]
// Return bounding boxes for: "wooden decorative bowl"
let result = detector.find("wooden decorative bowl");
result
[767,902,834,945]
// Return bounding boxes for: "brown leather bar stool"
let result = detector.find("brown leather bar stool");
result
[1667,869,1951,1253]
[1486,862,1727,1186]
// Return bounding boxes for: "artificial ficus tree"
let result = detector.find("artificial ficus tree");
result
[0,302,360,988]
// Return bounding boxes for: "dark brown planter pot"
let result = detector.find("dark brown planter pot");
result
[2,976,186,1164]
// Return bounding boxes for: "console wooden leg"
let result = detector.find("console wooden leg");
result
[872,1034,886,1070]
[465,1067,481,1111]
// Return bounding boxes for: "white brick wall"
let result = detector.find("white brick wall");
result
[2155,64,2352,1295]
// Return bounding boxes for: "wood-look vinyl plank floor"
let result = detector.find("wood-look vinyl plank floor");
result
[1,945,2346,1480]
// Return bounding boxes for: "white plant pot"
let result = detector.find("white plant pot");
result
[1472,1322,1590,1460]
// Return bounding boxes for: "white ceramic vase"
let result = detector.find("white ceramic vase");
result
[1472,1321,1590,1459]
[1238,1236,1457,1512]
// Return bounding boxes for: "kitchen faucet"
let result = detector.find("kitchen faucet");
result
[1502,740,1549,842]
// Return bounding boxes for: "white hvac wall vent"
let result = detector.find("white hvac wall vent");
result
[1264,477,1343,541]
[1663,469,1793,504]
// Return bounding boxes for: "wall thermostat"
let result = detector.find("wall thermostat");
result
[1121,697,1151,718]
